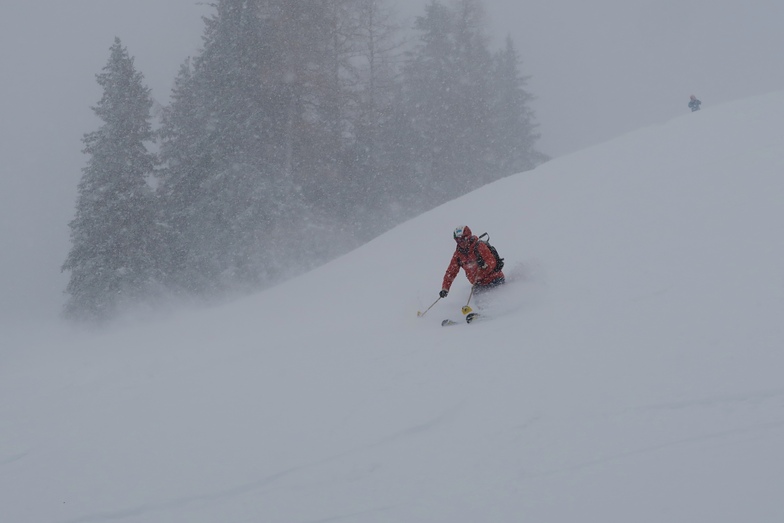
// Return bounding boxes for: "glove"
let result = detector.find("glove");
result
[439,289,448,298]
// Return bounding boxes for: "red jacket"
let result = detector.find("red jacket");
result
[442,236,505,291]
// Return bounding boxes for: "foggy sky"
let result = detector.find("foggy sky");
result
[2,0,783,324]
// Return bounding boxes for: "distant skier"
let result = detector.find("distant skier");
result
[439,226,505,300]
[688,95,702,112]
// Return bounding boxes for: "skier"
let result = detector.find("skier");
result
[439,225,505,300]
[688,95,702,112]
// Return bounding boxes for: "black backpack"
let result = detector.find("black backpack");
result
[475,232,504,271]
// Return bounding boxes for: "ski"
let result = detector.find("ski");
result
[441,313,481,326]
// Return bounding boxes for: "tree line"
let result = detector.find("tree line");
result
[62,0,547,322]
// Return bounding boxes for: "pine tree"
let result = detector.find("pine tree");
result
[270,0,360,222]
[446,0,497,188]
[157,0,280,294]
[157,0,352,298]
[156,59,209,294]
[62,38,162,321]
[395,0,546,213]
[402,0,457,207]
[488,35,548,176]
[345,0,406,239]
[401,0,496,207]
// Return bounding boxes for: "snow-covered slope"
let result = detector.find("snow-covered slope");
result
[3,92,784,523]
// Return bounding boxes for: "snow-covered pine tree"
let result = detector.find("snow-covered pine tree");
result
[156,59,216,295]
[62,38,163,321]
[345,0,407,240]
[401,0,458,208]
[157,0,276,295]
[488,35,548,176]
[157,0,352,298]
[401,0,496,206]
[449,0,496,186]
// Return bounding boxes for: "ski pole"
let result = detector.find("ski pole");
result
[462,286,475,315]
[417,296,441,317]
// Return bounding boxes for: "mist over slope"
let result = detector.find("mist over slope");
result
[2,91,784,522]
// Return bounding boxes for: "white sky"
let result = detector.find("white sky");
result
[3,91,784,522]
[1,0,783,324]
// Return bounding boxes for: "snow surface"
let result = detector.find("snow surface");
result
[3,91,784,522]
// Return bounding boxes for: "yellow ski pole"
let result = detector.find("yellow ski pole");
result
[462,286,475,315]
